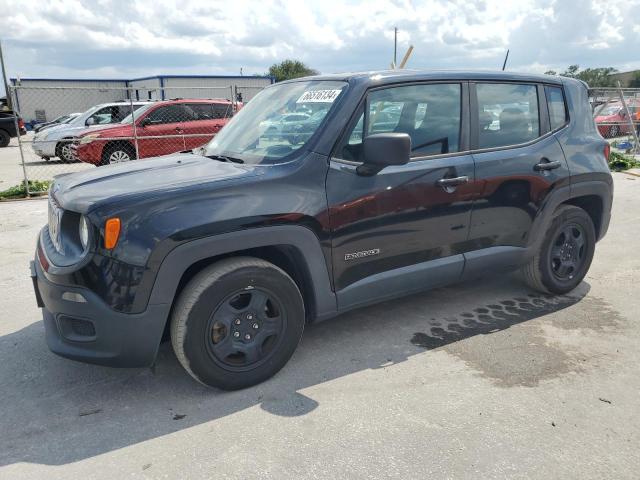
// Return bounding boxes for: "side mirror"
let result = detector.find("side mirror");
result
[356,133,411,176]
[85,117,95,126]
[139,117,151,127]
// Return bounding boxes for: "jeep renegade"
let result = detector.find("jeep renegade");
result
[31,71,613,390]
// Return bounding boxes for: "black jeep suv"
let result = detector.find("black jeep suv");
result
[31,71,612,390]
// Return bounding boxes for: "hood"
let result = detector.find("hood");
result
[39,122,123,140]
[52,152,261,213]
[75,123,130,138]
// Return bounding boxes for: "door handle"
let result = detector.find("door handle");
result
[175,127,183,132]
[437,176,469,188]
[534,159,561,171]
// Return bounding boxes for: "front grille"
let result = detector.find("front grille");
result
[48,196,63,254]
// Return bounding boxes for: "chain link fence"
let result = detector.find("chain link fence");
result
[5,83,266,195]
[589,87,640,153]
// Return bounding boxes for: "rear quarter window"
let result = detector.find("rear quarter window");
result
[545,86,568,130]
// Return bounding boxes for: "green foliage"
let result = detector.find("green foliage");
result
[545,65,618,87]
[267,59,319,83]
[0,180,51,199]
[608,151,640,172]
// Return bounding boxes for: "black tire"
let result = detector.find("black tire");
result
[170,257,305,390]
[521,205,595,294]
[100,142,136,166]
[0,129,9,148]
[55,140,74,162]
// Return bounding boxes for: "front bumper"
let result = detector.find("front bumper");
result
[31,250,170,368]
[32,139,56,157]
[71,141,102,165]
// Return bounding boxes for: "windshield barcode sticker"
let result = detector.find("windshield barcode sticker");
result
[296,90,342,103]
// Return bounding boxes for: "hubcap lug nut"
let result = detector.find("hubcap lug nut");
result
[252,323,259,329]
[233,331,240,338]
[246,313,254,320]
[234,318,241,325]
[245,334,251,340]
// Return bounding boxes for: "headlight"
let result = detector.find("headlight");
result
[79,215,90,250]
[79,134,100,144]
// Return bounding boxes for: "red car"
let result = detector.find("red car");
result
[72,99,238,165]
[594,101,639,138]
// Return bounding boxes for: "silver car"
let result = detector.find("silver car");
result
[32,101,151,162]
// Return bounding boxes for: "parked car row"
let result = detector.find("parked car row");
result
[31,98,238,165]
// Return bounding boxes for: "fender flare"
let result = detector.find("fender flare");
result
[527,180,612,253]
[147,225,338,321]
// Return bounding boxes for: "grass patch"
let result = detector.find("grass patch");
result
[0,180,52,200]
[608,151,640,172]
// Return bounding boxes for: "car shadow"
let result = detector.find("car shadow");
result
[0,274,589,466]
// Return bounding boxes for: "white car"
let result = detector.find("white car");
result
[32,101,151,162]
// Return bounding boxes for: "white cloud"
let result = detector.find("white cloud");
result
[1,0,639,95]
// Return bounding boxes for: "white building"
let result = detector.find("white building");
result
[10,74,274,123]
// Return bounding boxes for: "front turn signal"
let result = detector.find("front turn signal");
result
[104,218,121,249]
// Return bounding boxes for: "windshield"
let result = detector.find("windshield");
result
[204,80,347,164]
[120,103,154,124]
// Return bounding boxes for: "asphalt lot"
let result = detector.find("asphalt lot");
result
[0,134,92,190]
[0,172,639,479]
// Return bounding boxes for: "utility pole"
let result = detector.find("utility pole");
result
[0,40,12,110]
[393,27,398,68]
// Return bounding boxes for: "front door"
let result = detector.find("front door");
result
[467,82,570,255]
[135,104,188,158]
[326,82,475,310]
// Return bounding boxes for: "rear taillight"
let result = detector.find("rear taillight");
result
[18,118,25,129]
[604,143,610,162]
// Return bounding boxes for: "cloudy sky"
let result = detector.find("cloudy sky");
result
[1,0,639,95]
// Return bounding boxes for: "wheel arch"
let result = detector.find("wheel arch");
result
[101,139,136,163]
[149,226,338,341]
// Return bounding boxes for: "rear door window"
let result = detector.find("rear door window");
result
[188,103,215,120]
[476,83,540,149]
[545,86,568,130]
[147,105,193,124]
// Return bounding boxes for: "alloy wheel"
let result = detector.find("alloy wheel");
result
[109,150,131,163]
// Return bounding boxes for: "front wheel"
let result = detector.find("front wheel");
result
[521,205,595,294]
[170,257,305,390]
[55,140,74,162]
[100,142,136,165]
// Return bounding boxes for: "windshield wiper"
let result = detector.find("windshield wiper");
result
[206,154,244,164]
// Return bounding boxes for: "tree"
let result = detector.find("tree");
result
[268,60,319,82]
[545,65,618,87]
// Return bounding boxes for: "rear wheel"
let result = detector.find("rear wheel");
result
[101,142,136,165]
[0,129,11,148]
[170,257,305,390]
[521,205,595,294]
[609,125,620,138]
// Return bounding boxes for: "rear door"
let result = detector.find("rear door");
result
[468,82,570,258]
[326,82,475,309]
[182,103,232,150]
[136,104,189,158]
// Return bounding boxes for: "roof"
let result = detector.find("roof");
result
[281,69,567,86]
[10,74,274,84]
